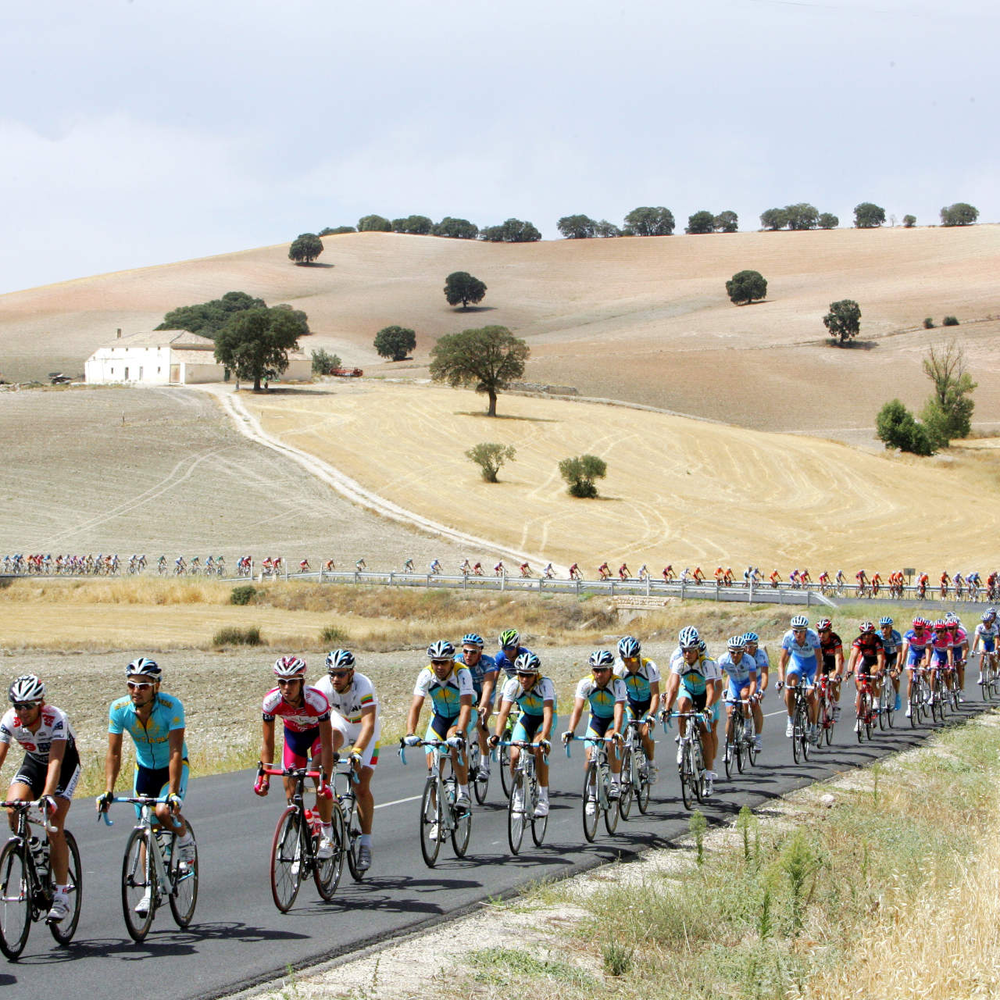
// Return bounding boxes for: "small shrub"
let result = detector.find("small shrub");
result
[230,585,257,605]
[903,214,916,228]
[923,317,935,329]
[943,315,959,326]
[213,625,262,647]
[559,454,607,498]
[320,624,350,645]
[310,348,342,375]
[466,442,516,483]
[602,941,633,976]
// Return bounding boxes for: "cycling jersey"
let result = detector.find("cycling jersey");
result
[498,675,557,716]
[261,686,331,733]
[781,629,823,668]
[820,631,843,672]
[717,651,757,696]
[613,656,660,707]
[314,672,381,768]
[109,693,187,769]
[453,650,498,700]
[493,646,533,678]
[878,628,903,665]
[951,627,968,657]
[669,651,722,696]
[574,675,627,719]
[852,632,885,666]
[1,704,76,763]
[413,664,474,719]
[975,622,999,652]
[749,646,770,673]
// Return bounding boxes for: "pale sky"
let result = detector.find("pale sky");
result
[2,0,997,294]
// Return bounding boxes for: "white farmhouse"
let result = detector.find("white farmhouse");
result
[84,329,312,385]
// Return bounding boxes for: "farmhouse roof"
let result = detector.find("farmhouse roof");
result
[170,349,223,364]
[99,329,216,350]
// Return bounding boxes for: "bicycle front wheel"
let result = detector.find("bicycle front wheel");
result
[530,776,548,847]
[0,840,31,959]
[618,748,635,820]
[499,744,513,798]
[419,779,442,867]
[315,806,345,901]
[582,762,600,841]
[168,823,198,928]
[122,827,156,941]
[49,829,83,945]
[679,742,694,810]
[471,744,489,805]
[792,707,804,763]
[270,807,303,913]
[451,798,472,859]
[507,772,526,855]
[637,753,652,814]
[735,716,746,774]
[345,807,364,882]
[604,775,620,836]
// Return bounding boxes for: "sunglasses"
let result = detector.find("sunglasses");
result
[431,659,451,667]
[127,681,153,691]
[592,667,612,673]
[328,670,351,678]
[276,678,300,686]
[516,671,536,678]
[13,701,40,711]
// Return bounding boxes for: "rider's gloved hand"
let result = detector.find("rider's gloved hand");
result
[776,681,785,692]
[403,734,421,747]
[96,791,114,813]
[348,750,363,770]
[537,739,551,753]
[561,730,572,745]
[40,795,57,817]
[166,793,183,814]
[253,774,269,796]
[662,712,673,729]
[317,781,333,801]
[446,735,466,749]
[487,734,500,748]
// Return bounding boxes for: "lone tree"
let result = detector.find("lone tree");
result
[920,339,976,445]
[215,305,308,391]
[726,269,768,305]
[902,214,916,228]
[310,348,341,374]
[444,271,487,309]
[374,325,416,361]
[854,202,886,228]
[465,442,516,483]
[875,399,936,456]
[823,299,861,344]
[288,233,324,264]
[623,206,675,236]
[940,203,979,227]
[559,454,607,498]
[686,210,716,235]
[429,325,529,417]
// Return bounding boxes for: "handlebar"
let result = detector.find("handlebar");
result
[0,799,58,834]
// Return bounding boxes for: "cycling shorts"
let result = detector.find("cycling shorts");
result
[12,745,81,801]
[132,761,190,819]
[726,679,753,704]
[424,713,475,753]
[512,713,549,743]
[283,726,322,768]
[585,713,616,740]
[328,712,381,769]
[786,660,817,685]
[625,698,651,721]
[933,650,950,665]
[856,657,881,677]
[821,655,839,675]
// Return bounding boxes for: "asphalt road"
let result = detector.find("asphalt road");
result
[2,697,988,997]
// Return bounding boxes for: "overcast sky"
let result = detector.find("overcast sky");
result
[2,0,997,294]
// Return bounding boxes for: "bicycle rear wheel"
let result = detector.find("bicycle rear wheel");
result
[122,827,156,941]
[507,772,526,855]
[582,763,600,841]
[168,824,198,928]
[792,707,804,763]
[269,807,303,913]
[618,748,635,820]
[315,806,345,900]
[471,744,489,805]
[724,730,736,780]
[344,808,364,882]
[604,772,620,835]
[419,779,442,867]
[864,691,874,740]
[884,683,896,728]
[530,777,548,847]
[679,742,694,810]
[637,755,652,814]
[0,840,31,959]
[48,829,83,945]
[735,716,746,774]
[451,797,472,858]
[499,743,513,798]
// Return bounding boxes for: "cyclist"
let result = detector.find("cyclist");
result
[254,656,336,860]
[314,650,379,872]
[569,562,582,580]
[778,615,822,742]
[917,571,929,598]
[491,652,556,817]
[454,633,498,785]
[877,616,904,711]
[717,635,759,758]
[929,619,954,699]
[494,628,533,680]
[973,610,999,686]
[429,558,442,575]
[901,617,933,717]
[402,558,414,573]
[613,636,660,780]
[404,641,473,812]
[661,626,722,796]
[0,675,79,924]
[742,631,768,743]
[816,618,845,720]
[562,650,626,807]
[99,657,195,914]
[769,568,781,588]
[662,564,675,582]
[598,561,611,580]
[847,621,886,731]
[946,612,969,701]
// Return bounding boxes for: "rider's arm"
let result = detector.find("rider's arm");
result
[0,741,8,771]
[539,700,555,743]
[167,727,185,798]
[648,679,661,718]
[662,673,680,714]
[846,646,859,674]
[259,717,276,768]
[405,694,424,737]
[455,693,473,734]
[565,696,586,736]
[105,730,124,794]
[479,673,496,714]
[611,698,625,738]
[352,704,377,756]
[317,717,334,782]
[42,737,67,800]
[834,649,844,675]
[493,697,512,740]
[777,648,789,683]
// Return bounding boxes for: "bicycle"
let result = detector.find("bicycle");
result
[0,800,82,959]
[331,759,364,882]
[722,698,755,779]
[99,795,198,941]
[467,735,490,806]
[497,705,521,799]
[258,765,343,912]
[777,682,814,763]
[618,718,653,819]
[565,735,620,840]
[399,738,472,868]
[497,740,548,854]
[662,711,710,810]
[879,667,898,729]
[852,671,877,742]
[980,650,999,701]
[907,662,932,727]
[815,673,838,746]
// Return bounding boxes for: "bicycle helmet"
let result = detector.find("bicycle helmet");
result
[461,633,485,649]
[126,656,162,680]
[617,636,641,659]
[589,649,615,670]
[498,629,520,649]
[790,615,809,629]
[727,635,746,651]
[983,611,995,623]
[743,631,759,645]
[912,617,927,629]
[514,651,541,674]
[878,616,893,627]
[816,618,833,631]
[859,620,875,633]
[933,619,947,631]
[678,626,700,650]
[8,674,44,704]
[945,612,959,625]
[427,640,455,660]
[273,655,307,678]
[698,640,707,654]
[325,649,355,672]
[986,607,997,619]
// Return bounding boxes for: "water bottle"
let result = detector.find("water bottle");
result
[29,836,49,879]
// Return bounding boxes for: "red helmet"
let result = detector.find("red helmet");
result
[816,618,833,631]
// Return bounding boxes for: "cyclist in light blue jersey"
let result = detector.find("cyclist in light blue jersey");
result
[743,631,769,741]
[718,635,760,754]
[494,628,533,679]
[778,615,822,742]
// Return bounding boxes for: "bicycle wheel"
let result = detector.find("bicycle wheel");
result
[618,748,635,820]
[637,752,652,814]
[419,779,442,867]
[345,808,364,882]
[269,807,303,913]
[932,689,945,724]
[604,770,620,835]
[49,829,83,944]
[0,840,31,959]
[451,795,472,859]
[315,805,345,900]
[723,729,736,780]
[909,682,921,728]
[582,762,600,841]
[499,743,513,798]
[982,660,993,701]
[735,716,746,774]
[122,827,156,941]
[691,740,707,803]
[885,683,896,729]
[864,691,874,740]
[530,775,548,847]
[471,744,489,805]
[168,824,198,928]
[792,707,804,763]
[507,771,526,854]
[798,704,811,760]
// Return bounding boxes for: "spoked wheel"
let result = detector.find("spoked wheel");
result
[982,663,993,701]
[582,762,600,841]
[637,754,652,814]
[735,719,746,774]
[0,840,32,959]
[269,807,303,913]
[679,742,694,811]
[529,779,548,847]
[471,744,489,805]
[723,730,736,780]
[499,743,513,798]
[315,806,345,900]
[877,685,888,731]
[604,768,620,835]
[864,692,874,740]
[884,684,897,729]
[691,741,707,804]
[618,748,635,820]
[792,708,804,763]
[419,779,442,868]
[507,772,526,855]
[49,829,83,945]
[799,706,811,760]
[909,685,921,728]
[855,702,866,743]
[122,827,157,941]
[451,785,472,859]
[822,701,834,745]
[167,824,198,928]
[345,811,364,882]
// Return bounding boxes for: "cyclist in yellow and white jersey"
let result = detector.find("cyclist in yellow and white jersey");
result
[613,636,660,781]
